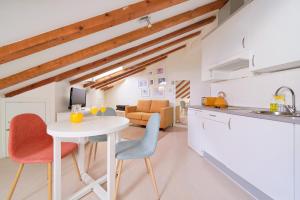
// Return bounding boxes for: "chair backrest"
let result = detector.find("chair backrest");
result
[180,100,186,108]
[141,113,161,156]
[9,113,51,157]
[97,107,116,116]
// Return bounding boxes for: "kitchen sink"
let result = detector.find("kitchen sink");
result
[252,110,300,117]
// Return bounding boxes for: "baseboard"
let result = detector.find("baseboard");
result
[204,152,272,200]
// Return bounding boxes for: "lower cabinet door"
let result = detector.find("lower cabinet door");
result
[203,119,230,165]
[228,115,294,200]
[188,109,204,156]
[295,125,300,200]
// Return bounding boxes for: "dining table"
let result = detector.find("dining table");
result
[47,115,129,200]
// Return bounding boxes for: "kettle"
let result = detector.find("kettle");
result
[214,91,228,108]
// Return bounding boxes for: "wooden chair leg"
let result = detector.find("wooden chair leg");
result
[116,160,120,177]
[47,163,52,200]
[71,153,82,181]
[144,158,150,174]
[93,142,98,161]
[87,143,94,171]
[7,163,24,200]
[145,158,160,199]
[114,160,123,200]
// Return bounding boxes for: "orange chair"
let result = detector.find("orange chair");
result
[7,113,81,200]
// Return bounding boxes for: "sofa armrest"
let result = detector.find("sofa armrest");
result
[160,107,174,127]
[125,106,137,116]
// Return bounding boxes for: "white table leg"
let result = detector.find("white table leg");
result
[107,132,116,200]
[53,137,62,200]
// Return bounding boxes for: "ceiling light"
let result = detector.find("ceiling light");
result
[139,16,152,28]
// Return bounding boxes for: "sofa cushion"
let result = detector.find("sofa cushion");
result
[126,112,142,120]
[141,113,153,121]
[136,100,152,113]
[150,100,169,113]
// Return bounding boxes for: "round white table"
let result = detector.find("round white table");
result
[47,116,129,200]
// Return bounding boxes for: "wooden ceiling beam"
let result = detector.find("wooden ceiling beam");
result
[90,43,184,88]
[0,0,187,64]
[176,80,185,89]
[176,81,190,94]
[101,79,125,91]
[57,20,212,86]
[75,31,199,86]
[5,77,55,97]
[182,92,190,98]
[68,18,214,85]
[176,87,190,98]
[5,55,165,99]
[102,85,114,91]
[93,56,167,89]
[97,68,147,90]
[0,0,226,89]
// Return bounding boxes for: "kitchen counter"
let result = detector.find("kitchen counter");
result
[189,105,300,124]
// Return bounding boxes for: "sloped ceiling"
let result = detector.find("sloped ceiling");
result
[0,0,221,96]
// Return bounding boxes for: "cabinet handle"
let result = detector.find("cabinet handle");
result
[202,122,205,130]
[228,118,231,130]
[242,37,245,48]
[252,55,255,67]
[209,114,216,117]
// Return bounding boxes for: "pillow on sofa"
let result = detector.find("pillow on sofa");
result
[150,100,169,113]
[137,100,152,113]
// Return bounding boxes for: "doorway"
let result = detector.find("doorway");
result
[174,80,190,126]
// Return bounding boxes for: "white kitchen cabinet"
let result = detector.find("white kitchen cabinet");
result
[228,115,294,200]
[202,1,300,79]
[201,111,232,165]
[295,124,300,200]
[201,3,248,81]
[188,108,205,156]
[246,0,300,72]
[189,109,295,200]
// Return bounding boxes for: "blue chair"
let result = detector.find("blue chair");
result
[87,107,116,170]
[115,113,160,199]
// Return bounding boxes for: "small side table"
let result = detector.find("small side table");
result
[116,110,125,117]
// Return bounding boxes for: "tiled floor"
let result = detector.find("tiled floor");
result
[0,126,253,200]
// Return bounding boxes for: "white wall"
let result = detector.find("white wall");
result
[55,81,70,114]
[104,37,210,108]
[72,84,105,108]
[207,0,300,110]
[1,83,57,123]
[211,68,300,109]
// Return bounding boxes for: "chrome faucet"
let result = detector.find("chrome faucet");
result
[274,86,296,113]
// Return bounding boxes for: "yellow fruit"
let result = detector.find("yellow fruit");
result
[100,107,107,113]
[90,107,99,115]
[70,112,83,123]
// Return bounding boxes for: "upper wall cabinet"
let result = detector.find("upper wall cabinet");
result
[201,0,300,81]
[201,3,250,82]
[246,1,300,72]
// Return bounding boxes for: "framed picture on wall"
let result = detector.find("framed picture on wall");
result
[152,86,165,97]
[138,79,148,88]
[166,85,174,94]
[141,88,150,97]
[158,77,166,85]
[156,67,164,75]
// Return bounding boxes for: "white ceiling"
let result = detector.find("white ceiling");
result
[0,0,220,95]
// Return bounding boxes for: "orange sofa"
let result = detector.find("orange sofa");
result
[125,100,173,129]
